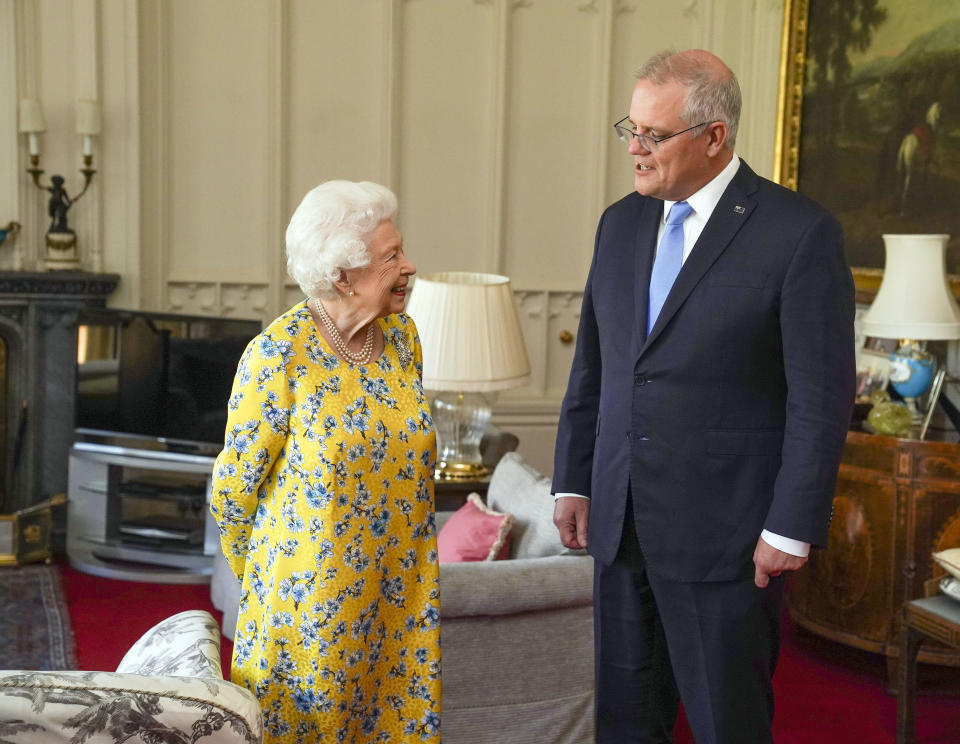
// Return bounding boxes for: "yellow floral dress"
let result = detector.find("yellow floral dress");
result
[210,302,441,744]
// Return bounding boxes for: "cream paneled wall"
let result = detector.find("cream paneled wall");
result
[3,0,786,474]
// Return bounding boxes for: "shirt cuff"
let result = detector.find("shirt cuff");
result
[760,529,810,558]
[553,492,590,502]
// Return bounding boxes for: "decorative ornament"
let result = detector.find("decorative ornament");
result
[394,333,413,370]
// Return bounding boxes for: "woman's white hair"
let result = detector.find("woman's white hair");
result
[286,180,398,300]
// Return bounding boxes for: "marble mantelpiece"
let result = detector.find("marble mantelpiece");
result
[0,271,120,515]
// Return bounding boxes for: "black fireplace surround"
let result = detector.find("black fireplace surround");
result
[0,271,119,519]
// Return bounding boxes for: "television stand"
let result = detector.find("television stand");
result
[66,440,219,584]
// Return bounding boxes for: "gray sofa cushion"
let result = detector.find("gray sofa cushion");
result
[486,452,575,559]
[439,554,593,616]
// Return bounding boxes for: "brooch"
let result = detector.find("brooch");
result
[394,334,413,370]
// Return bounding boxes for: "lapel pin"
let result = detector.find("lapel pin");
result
[734,205,746,214]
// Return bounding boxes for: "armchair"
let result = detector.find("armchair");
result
[0,609,262,743]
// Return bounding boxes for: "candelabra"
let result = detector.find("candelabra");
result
[18,98,100,271]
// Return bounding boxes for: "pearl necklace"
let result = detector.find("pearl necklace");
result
[310,297,376,365]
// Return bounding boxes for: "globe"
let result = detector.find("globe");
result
[888,352,934,400]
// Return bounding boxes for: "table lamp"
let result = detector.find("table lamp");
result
[861,234,960,421]
[405,272,530,480]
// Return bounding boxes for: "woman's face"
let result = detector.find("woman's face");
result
[343,219,415,317]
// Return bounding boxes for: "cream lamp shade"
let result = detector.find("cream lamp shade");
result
[405,272,530,392]
[75,99,101,135]
[861,234,960,341]
[406,272,530,479]
[17,99,45,133]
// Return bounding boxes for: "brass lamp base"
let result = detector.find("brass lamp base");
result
[434,461,490,481]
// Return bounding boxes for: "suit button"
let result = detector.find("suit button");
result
[635,372,647,387]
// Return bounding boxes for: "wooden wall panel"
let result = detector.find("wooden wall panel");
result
[398,0,495,277]
[165,1,272,280]
[6,0,799,474]
[606,4,700,205]
[98,0,141,309]
[502,2,598,290]
[0,0,23,271]
[286,0,385,202]
[719,0,784,179]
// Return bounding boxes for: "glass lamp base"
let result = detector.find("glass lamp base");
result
[431,390,493,481]
[900,396,923,424]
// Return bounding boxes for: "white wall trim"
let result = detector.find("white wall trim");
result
[14,0,39,271]
[588,0,614,251]
[701,0,716,49]
[0,0,19,270]
[119,0,141,304]
[267,0,287,319]
[73,0,101,271]
[157,0,170,310]
[488,0,510,274]
[382,0,401,194]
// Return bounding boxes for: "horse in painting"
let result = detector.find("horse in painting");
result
[896,101,941,217]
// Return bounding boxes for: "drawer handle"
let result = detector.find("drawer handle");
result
[559,330,573,344]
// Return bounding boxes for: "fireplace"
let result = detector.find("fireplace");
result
[0,271,119,519]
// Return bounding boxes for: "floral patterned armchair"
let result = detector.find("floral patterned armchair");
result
[0,610,262,743]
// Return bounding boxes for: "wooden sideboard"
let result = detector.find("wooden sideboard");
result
[788,429,960,676]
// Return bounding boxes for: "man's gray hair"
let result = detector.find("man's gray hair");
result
[636,50,741,149]
[285,180,398,300]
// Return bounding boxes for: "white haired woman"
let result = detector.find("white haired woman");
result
[210,180,440,743]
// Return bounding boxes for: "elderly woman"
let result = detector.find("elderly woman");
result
[210,180,440,743]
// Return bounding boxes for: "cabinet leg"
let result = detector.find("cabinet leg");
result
[896,624,923,744]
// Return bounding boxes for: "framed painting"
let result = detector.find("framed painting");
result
[774,0,960,301]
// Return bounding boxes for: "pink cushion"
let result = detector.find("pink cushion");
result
[438,493,514,562]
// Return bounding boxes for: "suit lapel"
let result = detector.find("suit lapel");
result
[633,198,663,352]
[640,161,761,355]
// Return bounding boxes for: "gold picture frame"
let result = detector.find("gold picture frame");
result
[773,0,960,302]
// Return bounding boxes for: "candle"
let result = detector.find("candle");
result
[28,133,39,156]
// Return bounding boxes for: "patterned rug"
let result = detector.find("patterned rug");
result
[0,564,76,670]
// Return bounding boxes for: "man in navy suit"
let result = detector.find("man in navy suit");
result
[552,49,855,743]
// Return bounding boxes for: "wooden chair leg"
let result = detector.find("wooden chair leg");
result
[896,622,924,744]
[886,653,899,695]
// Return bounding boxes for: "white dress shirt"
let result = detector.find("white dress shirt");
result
[555,154,810,558]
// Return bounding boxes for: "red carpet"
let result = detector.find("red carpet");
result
[60,563,232,679]
[673,609,960,743]
[59,562,958,742]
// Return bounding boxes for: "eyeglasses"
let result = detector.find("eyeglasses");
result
[613,116,715,151]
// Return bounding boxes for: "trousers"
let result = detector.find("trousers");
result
[593,492,783,743]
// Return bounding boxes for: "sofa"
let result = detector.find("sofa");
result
[210,452,595,744]
[0,609,262,743]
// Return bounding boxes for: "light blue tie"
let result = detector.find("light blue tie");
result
[647,200,693,335]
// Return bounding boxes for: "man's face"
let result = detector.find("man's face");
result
[627,79,715,201]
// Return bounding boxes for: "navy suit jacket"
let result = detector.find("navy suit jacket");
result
[552,160,856,581]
